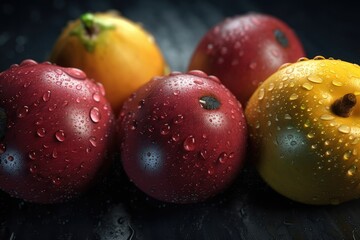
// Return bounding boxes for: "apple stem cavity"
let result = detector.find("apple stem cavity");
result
[0,107,6,140]
[331,93,357,117]
[199,96,221,110]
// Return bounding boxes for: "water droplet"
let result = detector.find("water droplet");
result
[338,125,351,134]
[173,114,184,124]
[332,80,343,87]
[172,133,180,142]
[36,128,46,137]
[28,151,36,160]
[218,152,227,164]
[89,137,97,147]
[207,168,214,175]
[42,90,51,102]
[289,93,299,100]
[284,113,292,120]
[92,93,101,102]
[307,132,315,139]
[160,123,170,135]
[90,107,101,123]
[55,130,65,142]
[268,83,275,91]
[173,90,180,96]
[29,165,37,173]
[63,68,86,80]
[320,114,335,121]
[347,165,357,176]
[314,56,325,60]
[343,150,352,160]
[258,88,265,100]
[52,148,58,158]
[17,105,29,118]
[200,149,208,160]
[194,79,204,85]
[307,75,323,83]
[249,62,257,69]
[52,176,61,185]
[302,82,313,90]
[183,135,196,151]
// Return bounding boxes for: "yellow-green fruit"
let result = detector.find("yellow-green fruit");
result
[245,56,360,205]
[49,12,168,114]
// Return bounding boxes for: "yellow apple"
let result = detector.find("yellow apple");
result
[245,56,360,205]
[49,12,168,114]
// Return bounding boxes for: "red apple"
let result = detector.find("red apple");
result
[117,70,248,204]
[188,13,305,105]
[0,59,115,203]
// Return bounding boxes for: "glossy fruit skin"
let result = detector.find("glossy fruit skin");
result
[118,71,248,204]
[188,13,305,106]
[49,12,168,114]
[245,57,360,205]
[0,60,115,203]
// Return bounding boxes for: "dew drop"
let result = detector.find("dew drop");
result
[55,130,65,142]
[90,107,101,123]
[338,125,351,134]
[92,93,101,102]
[52,176,61,185]
[173,114,184,124]
[36,128,46,137]
[284,113,292,120]
[89,136,97,147]
[207,168,214,175]
[320,114,335,121]
[183,135,196,151]
[302,82,313,90]
[42,90,51,102]
[347,165,357,176]
[160,123,170,135]
[332,80,343,87]
[307,132,315,139]
[28,151,36,160]
[200,149,208,160]
[289,93,299,100]
[63,68,86,80]
[343,150,352,160]
[249,62,257,69]
[307,75,323,83]
[218,152,227,164]
[52,148,58,158]
[258,88,265,100]
[173,90,180,96]
[17,105,29,118]
[172,133,180,142]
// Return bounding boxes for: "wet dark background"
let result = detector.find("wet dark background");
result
[1,0,360,239]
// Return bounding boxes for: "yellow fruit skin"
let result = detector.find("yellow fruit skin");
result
[50,12,168,114]
[245,57,360,205]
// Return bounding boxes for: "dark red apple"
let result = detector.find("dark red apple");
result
[0,59,115,203]
[118,70,248,204]
[188,13,305,105]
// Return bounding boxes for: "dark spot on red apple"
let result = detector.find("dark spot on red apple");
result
[199,96,221,110]
[274,29,289,47]
[0,108,6,140]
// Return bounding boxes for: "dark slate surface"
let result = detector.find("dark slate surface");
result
[1,0,360,239]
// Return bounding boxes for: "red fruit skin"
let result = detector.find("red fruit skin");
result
[188,13,305,106]
[0,60,115,203]
[118,70,248,204]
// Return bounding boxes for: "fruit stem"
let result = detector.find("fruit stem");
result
[0,107,7,140]
[80,13,98,38]
[331,93,357,117]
